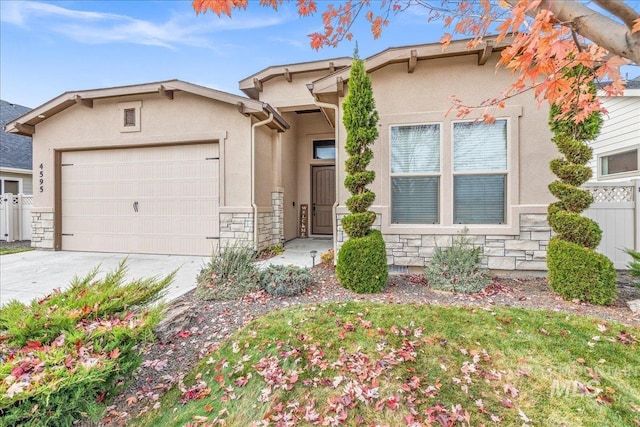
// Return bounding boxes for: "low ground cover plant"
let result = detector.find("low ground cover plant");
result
[259,264,313,297]
[625,248,640,286]
[425,230,491,293]
[196,242,259,301]
[137,302,639,427]
[0,261,171,426]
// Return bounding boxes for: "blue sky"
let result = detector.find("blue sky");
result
[0,0,446,108]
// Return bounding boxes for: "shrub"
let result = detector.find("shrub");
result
[336,230,388,293]
[548,210,602,250]
[196,242,259,301]
[548,181,593,213]
[624,248,640,285]
[547,238,617,305]
[0,261,169,426]
[341,211,377,238]
[320,249,334,264]
[259,265,313,297]
[424,231,491,293]
[259,244,284,259]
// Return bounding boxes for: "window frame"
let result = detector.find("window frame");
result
[389,122,443,224]
[312,139,336,160]
[0,177,23,195]
[597,145,640,180]
[451,118,509,225]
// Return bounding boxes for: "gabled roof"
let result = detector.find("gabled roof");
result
[4,79,289,136]
[239,58,352,99]
[309,36,513,96]
[1,100,32,171]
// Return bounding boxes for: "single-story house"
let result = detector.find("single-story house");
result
[588,77,640,182]
[1,100,33,195]
[4,37,558,271]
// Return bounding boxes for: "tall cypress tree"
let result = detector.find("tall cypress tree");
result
[546,66,616,305]
[336,48,388,293]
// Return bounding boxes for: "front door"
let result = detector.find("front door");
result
[312,165,335,235]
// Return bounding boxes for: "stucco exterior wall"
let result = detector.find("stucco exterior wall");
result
[280,112,299,241]
[31,91,258,250]
[259,70,334,109]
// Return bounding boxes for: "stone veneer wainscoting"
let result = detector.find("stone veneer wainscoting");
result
[31,210,54,249]
[336,213,551,271]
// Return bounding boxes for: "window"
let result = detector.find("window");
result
[0,178,21,195]
[313,140,335,159]
[390,124,440,223]
[118,101,142,132]
[599,148,638,178]
[453,120,507,224]
[124,108,136,127]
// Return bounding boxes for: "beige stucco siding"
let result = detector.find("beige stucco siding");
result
[259,70,335,110]
[281,112,299,240]
[32,91,253,211]
[254,124,275,208]
[333,53,556,234]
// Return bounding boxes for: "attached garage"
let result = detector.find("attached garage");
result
[60,143,219,256]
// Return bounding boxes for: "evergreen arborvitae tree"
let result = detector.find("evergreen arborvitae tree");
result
[336,48,388,293]
[341,48,379,239]
[546,66,616,305]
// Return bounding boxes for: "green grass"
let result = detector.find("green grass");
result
[0,247,32,255]
[136,303,640,427]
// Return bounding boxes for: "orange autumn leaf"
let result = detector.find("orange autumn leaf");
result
[633,17,640,33]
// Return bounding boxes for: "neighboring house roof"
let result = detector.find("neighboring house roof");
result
[4,80,289,136]
[1,100,32,171]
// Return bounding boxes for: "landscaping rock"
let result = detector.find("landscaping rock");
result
[628,299,640,314]
[154,299,197,343]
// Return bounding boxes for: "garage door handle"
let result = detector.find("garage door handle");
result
[133,201,139,212]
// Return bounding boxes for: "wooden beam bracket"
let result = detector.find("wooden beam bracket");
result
[408,49,418,73]
[329,61,335,73]
[159,85,174,100]
[478,41,494,66]
[253,78,263,93]
[236,101,250,117]
[284,68,292,82]
[337,77,344,97]
[15,122,35,134]
[74,95,93,108]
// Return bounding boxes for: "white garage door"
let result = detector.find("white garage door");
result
[61,143,219,256]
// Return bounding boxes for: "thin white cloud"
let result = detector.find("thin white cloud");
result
[0,1,290,50]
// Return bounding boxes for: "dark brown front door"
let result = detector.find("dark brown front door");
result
[312,165,335,235]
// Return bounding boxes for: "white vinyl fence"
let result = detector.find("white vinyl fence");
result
[0,193,32,242]
[583,180,639,269]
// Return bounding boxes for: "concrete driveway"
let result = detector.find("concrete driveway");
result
[0,250,208,306]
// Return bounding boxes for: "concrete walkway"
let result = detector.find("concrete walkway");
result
[0,238,333,306]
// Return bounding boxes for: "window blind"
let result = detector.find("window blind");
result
[454,120,507,172]
[392,177,439,224]
[454,174,505,224]
[391,124,440,173]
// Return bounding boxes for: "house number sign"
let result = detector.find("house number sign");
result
[39,163,44,193]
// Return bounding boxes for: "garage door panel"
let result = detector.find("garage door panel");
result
[61,143,219,256]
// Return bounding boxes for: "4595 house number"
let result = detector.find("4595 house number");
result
[39,163,44,193]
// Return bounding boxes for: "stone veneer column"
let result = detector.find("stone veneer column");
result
[30,210,54,249]
[219,212,253,248]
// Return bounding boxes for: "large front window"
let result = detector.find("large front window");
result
[390,124,440,224]
[453,120,507,224]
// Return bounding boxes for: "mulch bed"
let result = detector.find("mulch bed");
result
[96,265,639,426]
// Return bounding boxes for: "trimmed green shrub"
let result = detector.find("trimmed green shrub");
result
[336,230,388,293]
[548,238,617,305]
[425,231,491,293]
[346,191,376,213]
[259,265,313,297]
[340,211,377,239]
[548,210,602,249]
[196,242,259,301]
[546,66,615,305]
[0,261,169,426]
[624,248,640,285]
[549,159,593,186]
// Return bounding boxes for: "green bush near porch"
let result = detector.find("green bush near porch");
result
[336,230,388,293]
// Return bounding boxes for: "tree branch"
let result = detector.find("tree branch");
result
[504,0,640,64]
[592,0,639,29]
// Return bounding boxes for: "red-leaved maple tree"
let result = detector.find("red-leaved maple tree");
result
[193,0,640,122]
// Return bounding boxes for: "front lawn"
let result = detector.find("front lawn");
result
[137,302,639,426]
[0,247,32,255]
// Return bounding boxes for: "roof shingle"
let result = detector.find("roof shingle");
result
[1,100,32,170]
